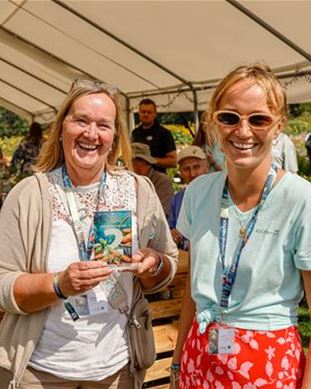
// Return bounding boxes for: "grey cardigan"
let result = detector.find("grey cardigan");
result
[0,171,178,387]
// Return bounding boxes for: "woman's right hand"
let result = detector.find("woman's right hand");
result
[57,260,113,297]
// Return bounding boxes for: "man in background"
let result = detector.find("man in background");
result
[132,142,174,218]
[168,145,208,250]
[131,98,177,173]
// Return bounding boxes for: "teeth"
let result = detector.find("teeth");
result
[232,142,254,150]
[78,142,98,150]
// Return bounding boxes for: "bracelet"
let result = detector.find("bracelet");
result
[171,363,181,371]
[152,254,164,277]
[170,364,180,384]
[53,272,67,300]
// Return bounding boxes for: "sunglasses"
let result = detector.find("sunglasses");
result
[71,79,119,96]
[213,110,276,129]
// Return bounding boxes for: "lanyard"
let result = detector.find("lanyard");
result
[58,165,107,321]
[62,165,107,261]
[219,164,277,308]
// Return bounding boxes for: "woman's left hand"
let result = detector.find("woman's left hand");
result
[131,248,161,278]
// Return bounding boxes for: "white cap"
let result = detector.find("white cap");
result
[177,145,206,164]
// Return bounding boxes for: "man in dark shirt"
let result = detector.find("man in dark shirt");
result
[131,98,177,173]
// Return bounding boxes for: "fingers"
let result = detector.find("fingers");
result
[121,232,132,244]
[58,261,113,296]
[131,249,159,278]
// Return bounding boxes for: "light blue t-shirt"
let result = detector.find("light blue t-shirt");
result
[177,171,311,331]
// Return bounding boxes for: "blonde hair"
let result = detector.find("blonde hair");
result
[207,63,288,132]
[35,79,132,172]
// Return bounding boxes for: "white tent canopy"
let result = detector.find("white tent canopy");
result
[0,0,311,125]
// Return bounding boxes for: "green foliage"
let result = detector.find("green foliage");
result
[166,124,193,145]
[298,305,311,349]
[0,107,28,138]
[0,135,23,160]
[286,118,311,136]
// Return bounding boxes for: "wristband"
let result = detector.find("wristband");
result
[170,363,180,386]
[53,272,67,300]
[152,254,164,277]
[171,363,181,371]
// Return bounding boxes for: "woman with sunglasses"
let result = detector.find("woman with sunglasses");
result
[0,79,178,389]
[171,64,311,389]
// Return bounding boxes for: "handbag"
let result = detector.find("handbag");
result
[126,278,156,371]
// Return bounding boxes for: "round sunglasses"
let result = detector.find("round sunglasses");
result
[213,110,276,129]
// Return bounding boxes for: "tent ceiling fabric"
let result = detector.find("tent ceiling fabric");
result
[0,0,310,123]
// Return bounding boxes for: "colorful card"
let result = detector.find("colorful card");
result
[93,210,132,264]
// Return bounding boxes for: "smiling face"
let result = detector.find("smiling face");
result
[62,93,116,185]
[215,80,281,173]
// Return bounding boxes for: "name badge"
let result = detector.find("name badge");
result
[208,325,235,355]
[71,285,110,317]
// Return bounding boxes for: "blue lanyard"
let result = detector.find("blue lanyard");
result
[219,164,277,308]
[62,165,107,261]
[59,165,107,321]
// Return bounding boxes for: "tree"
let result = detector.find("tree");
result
[0,107,28,137]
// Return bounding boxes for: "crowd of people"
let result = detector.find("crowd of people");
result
[0,63,310,389]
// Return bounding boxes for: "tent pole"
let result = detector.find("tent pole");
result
[226,0,311,62]
[124,95,131,133]
[0,78,57,110]
[0,26,129,100]
[0,57,67,94]
[192,89,199,133]
[0,96,33,121]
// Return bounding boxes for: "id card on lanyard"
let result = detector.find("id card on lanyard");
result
[209,165,277,354]
[60,165,128,320]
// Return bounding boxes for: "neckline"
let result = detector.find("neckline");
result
[227,191,258,216]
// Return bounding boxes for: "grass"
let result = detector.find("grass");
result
[298,303,311,351]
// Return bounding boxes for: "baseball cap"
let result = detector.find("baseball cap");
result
[177,145,206,164]
[131,143,157,165]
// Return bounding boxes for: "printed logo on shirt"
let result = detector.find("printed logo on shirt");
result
[255,227,280,237]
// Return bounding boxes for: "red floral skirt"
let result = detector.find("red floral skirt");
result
[180,320,305,389]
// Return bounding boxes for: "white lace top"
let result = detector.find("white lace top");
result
[29,167,138,381]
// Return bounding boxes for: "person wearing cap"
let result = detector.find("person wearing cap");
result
[131,99,177,173]
[168,145,208,250]
[132,142,174,218]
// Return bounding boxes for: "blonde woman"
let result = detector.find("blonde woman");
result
[172,64,311,388]
[0,79,178,389]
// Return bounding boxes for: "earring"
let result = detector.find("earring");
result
[272,137,279,147]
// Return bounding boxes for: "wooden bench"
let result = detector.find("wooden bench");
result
[144,250,188,388]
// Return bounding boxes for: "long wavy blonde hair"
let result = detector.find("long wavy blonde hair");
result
[35,79,132,172]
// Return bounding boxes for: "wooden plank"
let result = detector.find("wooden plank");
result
[147,384,169,389]
[145,356,172,382]
[153,322,178,353]
[168,274,187,295]
[177,249,189,274]
[150,298,182,320]
[170,288,185,299]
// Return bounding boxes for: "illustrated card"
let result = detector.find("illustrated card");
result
[93,210,132,264]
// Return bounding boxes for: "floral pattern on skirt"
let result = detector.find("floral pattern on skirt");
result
[180,320,305,389]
